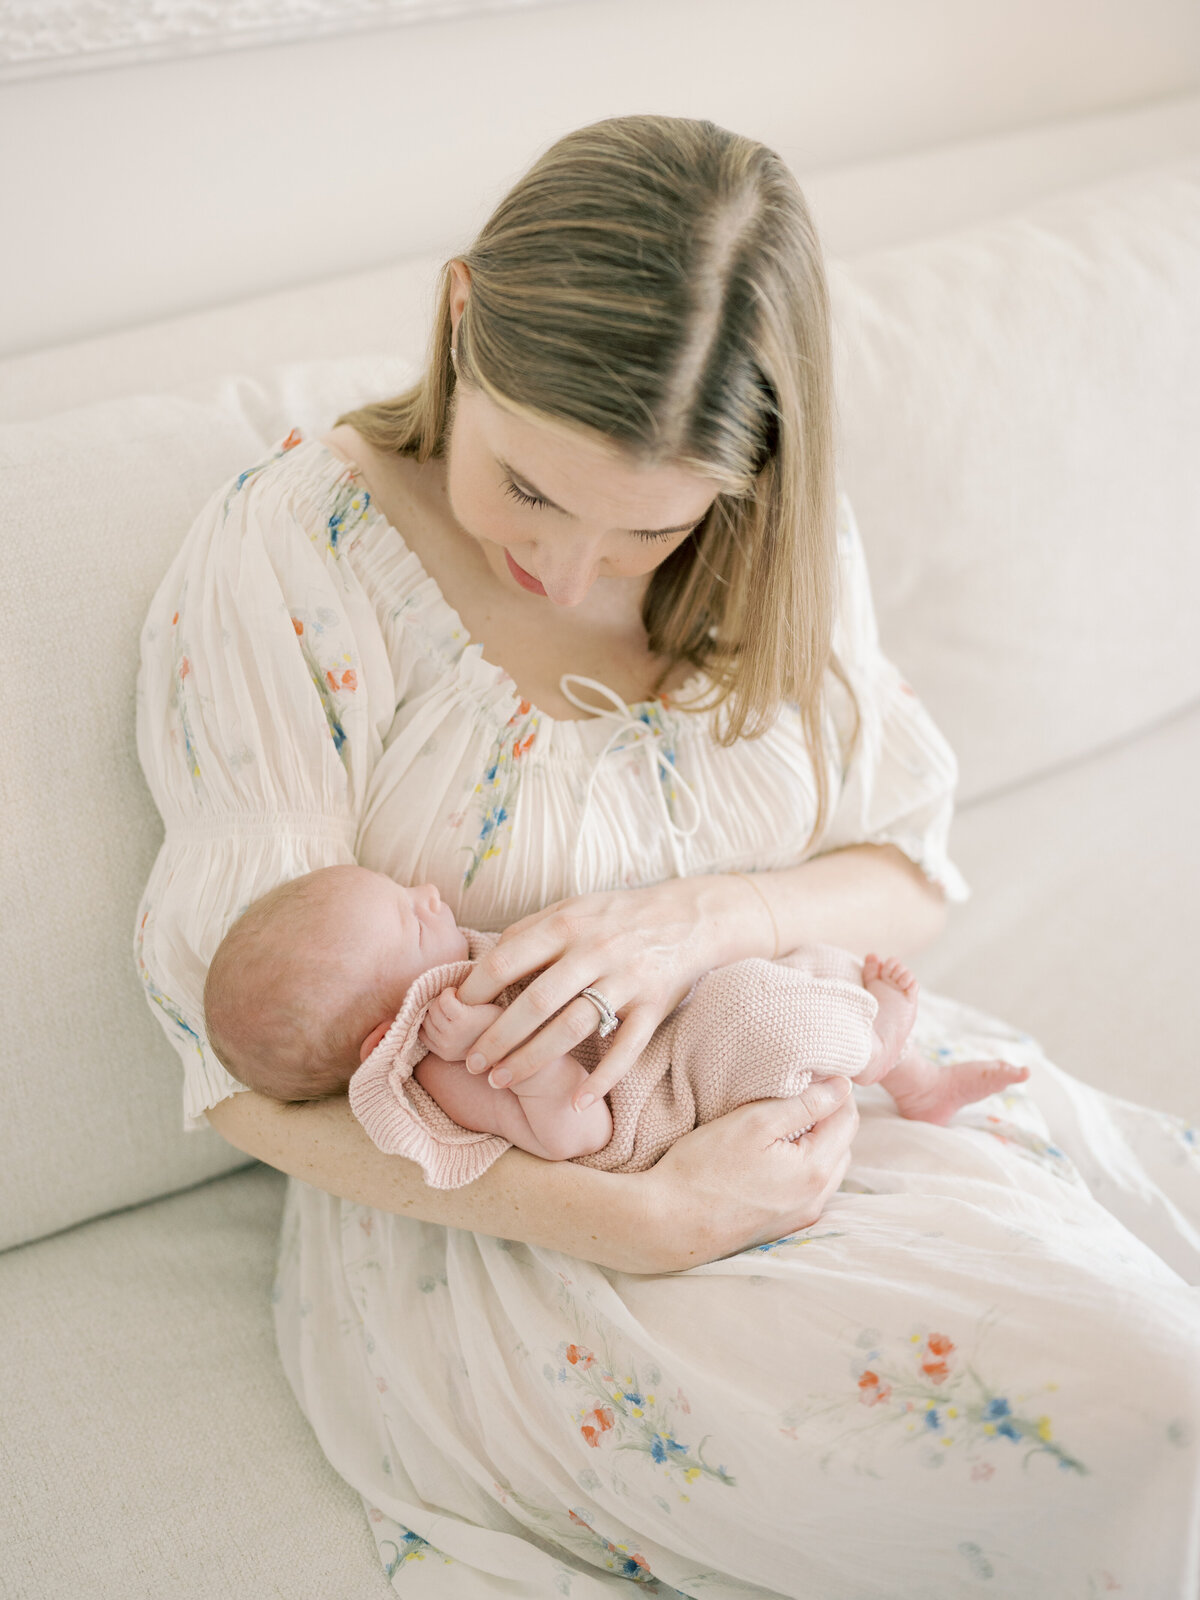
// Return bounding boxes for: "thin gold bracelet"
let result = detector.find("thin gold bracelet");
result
[732,871,781,961]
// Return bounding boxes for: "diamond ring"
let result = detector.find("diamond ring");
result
[578,987,620,1038]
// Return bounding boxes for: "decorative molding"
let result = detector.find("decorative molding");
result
[0,0,583,82]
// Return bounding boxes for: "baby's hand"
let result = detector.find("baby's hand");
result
[419,989,503,1061]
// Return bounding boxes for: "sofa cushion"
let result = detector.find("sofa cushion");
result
[0,1165,387,1598]
[832,155,1200,805]
[0,357,413,1253]
[915,701,1200,1123]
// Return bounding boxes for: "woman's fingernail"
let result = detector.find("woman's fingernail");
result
[575,1094,595,1112]
[489,1068,511,1088]
[466,1053,486,1074]
[832,1078,852,1097]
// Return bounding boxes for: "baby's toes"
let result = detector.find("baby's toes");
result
[891,960,917,995]
[862,953,881,980]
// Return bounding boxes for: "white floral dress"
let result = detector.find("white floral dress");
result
[136,431,1200,1599]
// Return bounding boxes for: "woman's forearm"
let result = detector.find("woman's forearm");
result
[711,843,950,967]
[205,1089,670,1273]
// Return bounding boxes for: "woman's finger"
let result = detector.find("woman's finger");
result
[766,1078,854,1139]
[463,960,616,1076]
[570,1006,663,1108]
[455,912,578,1007]
[475,990,631,1088]
[789,1092,859,1163]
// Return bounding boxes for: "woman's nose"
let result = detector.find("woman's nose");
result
[537,544,602,607]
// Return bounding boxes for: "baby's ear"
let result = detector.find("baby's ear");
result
[359,1018,391,1062]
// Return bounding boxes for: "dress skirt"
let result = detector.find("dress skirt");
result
[272,989,1200,1600]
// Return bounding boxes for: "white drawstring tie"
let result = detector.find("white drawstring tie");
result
[561,673,702,894]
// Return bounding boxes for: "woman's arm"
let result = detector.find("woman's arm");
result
[205,1072,857,1274]
[722,841,951,966]
[456,840,949,1102]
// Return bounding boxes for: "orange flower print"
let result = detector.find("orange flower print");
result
[566,1344,595,1369]
[857,1370,892,1406]
[580,1405,615,1448]
[325,666,357,693]
[171,611,179,625]
[292,616,304,636]
[921,1333,956,1386]
[281,427,303,452]
[179,656,191,680]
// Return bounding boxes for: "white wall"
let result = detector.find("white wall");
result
[3,0,1198,358]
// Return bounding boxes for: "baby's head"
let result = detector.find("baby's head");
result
[203,864,468,1104]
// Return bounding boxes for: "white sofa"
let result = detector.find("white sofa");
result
[2,31,1199,1599]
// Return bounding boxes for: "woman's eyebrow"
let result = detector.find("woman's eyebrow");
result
[496,457,703,537]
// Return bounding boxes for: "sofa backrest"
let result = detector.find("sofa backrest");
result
[2,137,1198,1253]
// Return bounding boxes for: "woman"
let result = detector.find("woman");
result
[136,116,1200,1596]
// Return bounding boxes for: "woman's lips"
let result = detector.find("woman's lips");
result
[504,548,547,596]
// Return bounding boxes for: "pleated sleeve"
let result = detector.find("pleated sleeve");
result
[819,493,971,904]
[134,433,398,1130]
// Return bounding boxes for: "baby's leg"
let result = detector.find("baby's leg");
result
[510,1057,613,1160]
[413,1051,611,1162]
[862,954,1030,1123]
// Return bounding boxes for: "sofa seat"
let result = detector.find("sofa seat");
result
[914,699,1200,1121]
[0,1166,388,1599]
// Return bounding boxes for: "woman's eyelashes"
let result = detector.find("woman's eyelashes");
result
[500,476,686,542]
[502,476,546,511]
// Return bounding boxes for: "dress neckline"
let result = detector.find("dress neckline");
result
[307,434,710,730]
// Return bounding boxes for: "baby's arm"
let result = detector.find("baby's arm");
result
[416,990,612,1161]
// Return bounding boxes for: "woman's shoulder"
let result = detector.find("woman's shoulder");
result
[318,424,369,474]
[198,427,382,569]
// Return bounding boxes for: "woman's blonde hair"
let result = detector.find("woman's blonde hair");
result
[337,114,859,847]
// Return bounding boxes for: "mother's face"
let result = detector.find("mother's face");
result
[443,375,719,610]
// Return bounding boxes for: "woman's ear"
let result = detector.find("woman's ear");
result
[360,1019,391,1062]
[448,258,472,328]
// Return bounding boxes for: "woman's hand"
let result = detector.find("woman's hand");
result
[455,874,768,1108]
[634,1077,859,1270]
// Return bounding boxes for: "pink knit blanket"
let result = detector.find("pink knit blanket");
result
[348,933,878,1188]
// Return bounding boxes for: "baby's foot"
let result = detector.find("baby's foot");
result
[860,954,920,1082]
[889,1053,1032,1126]
[419,988,488,1061]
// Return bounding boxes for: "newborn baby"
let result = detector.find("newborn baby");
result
[203,864,1028,1187]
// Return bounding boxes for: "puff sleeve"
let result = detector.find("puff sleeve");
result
[134,433,398,1129]
[818,493,971,904]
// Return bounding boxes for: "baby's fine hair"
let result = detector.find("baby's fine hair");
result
[203,868,380,1105]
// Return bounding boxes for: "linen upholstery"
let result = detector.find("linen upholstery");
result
[0,363,413,1253]
[832,154,1200,805]
[0,1165,387,1599]
[912,699,1200,1122]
